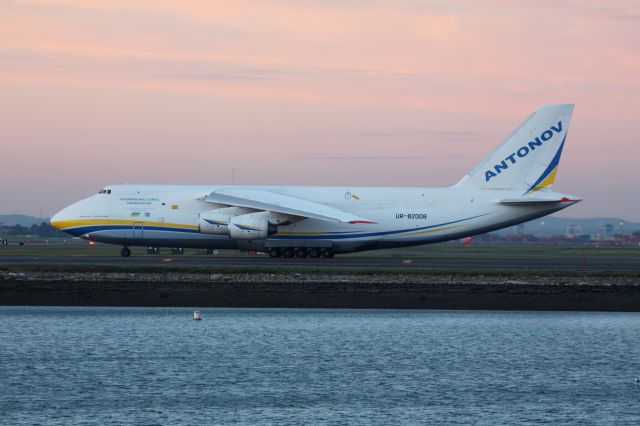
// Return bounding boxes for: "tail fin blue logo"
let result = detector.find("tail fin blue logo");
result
[484,121,563,182]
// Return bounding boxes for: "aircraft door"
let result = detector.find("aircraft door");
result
[132,222,144,239]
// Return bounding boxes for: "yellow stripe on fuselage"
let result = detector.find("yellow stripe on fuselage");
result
[276,231,337,236]
[278,225,461,238]
[403,225,459,236]
[50,218,198,231]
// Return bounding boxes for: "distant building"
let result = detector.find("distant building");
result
[566,224,582,239]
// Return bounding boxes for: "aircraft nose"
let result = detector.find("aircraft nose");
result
[50,211,62,230]
[50,208,70,230]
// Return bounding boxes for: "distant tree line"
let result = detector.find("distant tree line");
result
[2,222,640,241]
[0,222,65,238]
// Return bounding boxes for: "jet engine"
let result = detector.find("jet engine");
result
[200,208,286,239]
[199,207,251,235]
[229,214,276,240]
[199,211,234,235]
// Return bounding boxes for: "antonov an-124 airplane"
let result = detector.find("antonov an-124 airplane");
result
[51,104,580,258]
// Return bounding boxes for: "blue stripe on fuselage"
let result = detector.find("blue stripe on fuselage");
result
[271,212,492,240]
[60,212,492,240]
[61,225,200,236]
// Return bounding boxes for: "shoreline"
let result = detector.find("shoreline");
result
[2,271,639,311]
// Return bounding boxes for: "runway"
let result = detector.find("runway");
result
[1,251,638,271]
[3,248,640,310]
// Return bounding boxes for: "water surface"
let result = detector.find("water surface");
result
[1,307,639,424]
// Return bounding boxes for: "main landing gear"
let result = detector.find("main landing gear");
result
[268,247,334,258]
[120,247,131,257]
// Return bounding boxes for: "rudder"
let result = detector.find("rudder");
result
[456,104,574,193]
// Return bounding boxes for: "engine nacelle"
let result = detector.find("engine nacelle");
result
[229,214,275,240]
[199,207,253,235]
[199,211,234,235]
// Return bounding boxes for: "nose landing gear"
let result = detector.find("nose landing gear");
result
[120,247,131,257]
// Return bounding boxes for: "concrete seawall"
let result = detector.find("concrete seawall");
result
[2,271,640,311]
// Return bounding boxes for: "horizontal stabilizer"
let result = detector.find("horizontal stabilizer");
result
[500,195,581,205]
[205,188,376,224]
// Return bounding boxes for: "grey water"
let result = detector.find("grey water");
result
[1,308,639,425]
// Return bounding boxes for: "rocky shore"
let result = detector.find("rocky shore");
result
[2,270,639,311]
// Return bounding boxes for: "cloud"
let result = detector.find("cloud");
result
[301,153,430,161]
[2,0,640,219]
[336,130,482,142]
[301,152,474,160]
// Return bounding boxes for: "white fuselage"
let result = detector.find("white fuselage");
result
[50,104,580,255]
[50,184,577,253]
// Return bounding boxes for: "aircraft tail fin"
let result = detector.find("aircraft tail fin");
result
[456,104,574,194]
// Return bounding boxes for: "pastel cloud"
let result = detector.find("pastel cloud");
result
[0,0,639,220]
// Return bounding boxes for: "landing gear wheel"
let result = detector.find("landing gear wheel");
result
[269,248,282,258]
[121,247,131,257]
[294,247,308,258]
[282,248,295,258]
[308,248,321,258]
[321,248,335,258]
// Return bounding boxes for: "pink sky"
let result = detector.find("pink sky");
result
[1,0,639,220]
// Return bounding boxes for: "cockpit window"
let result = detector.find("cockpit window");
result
[98,189,112,194]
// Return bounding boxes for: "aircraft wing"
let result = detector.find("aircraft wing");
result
[205,188,376,224]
